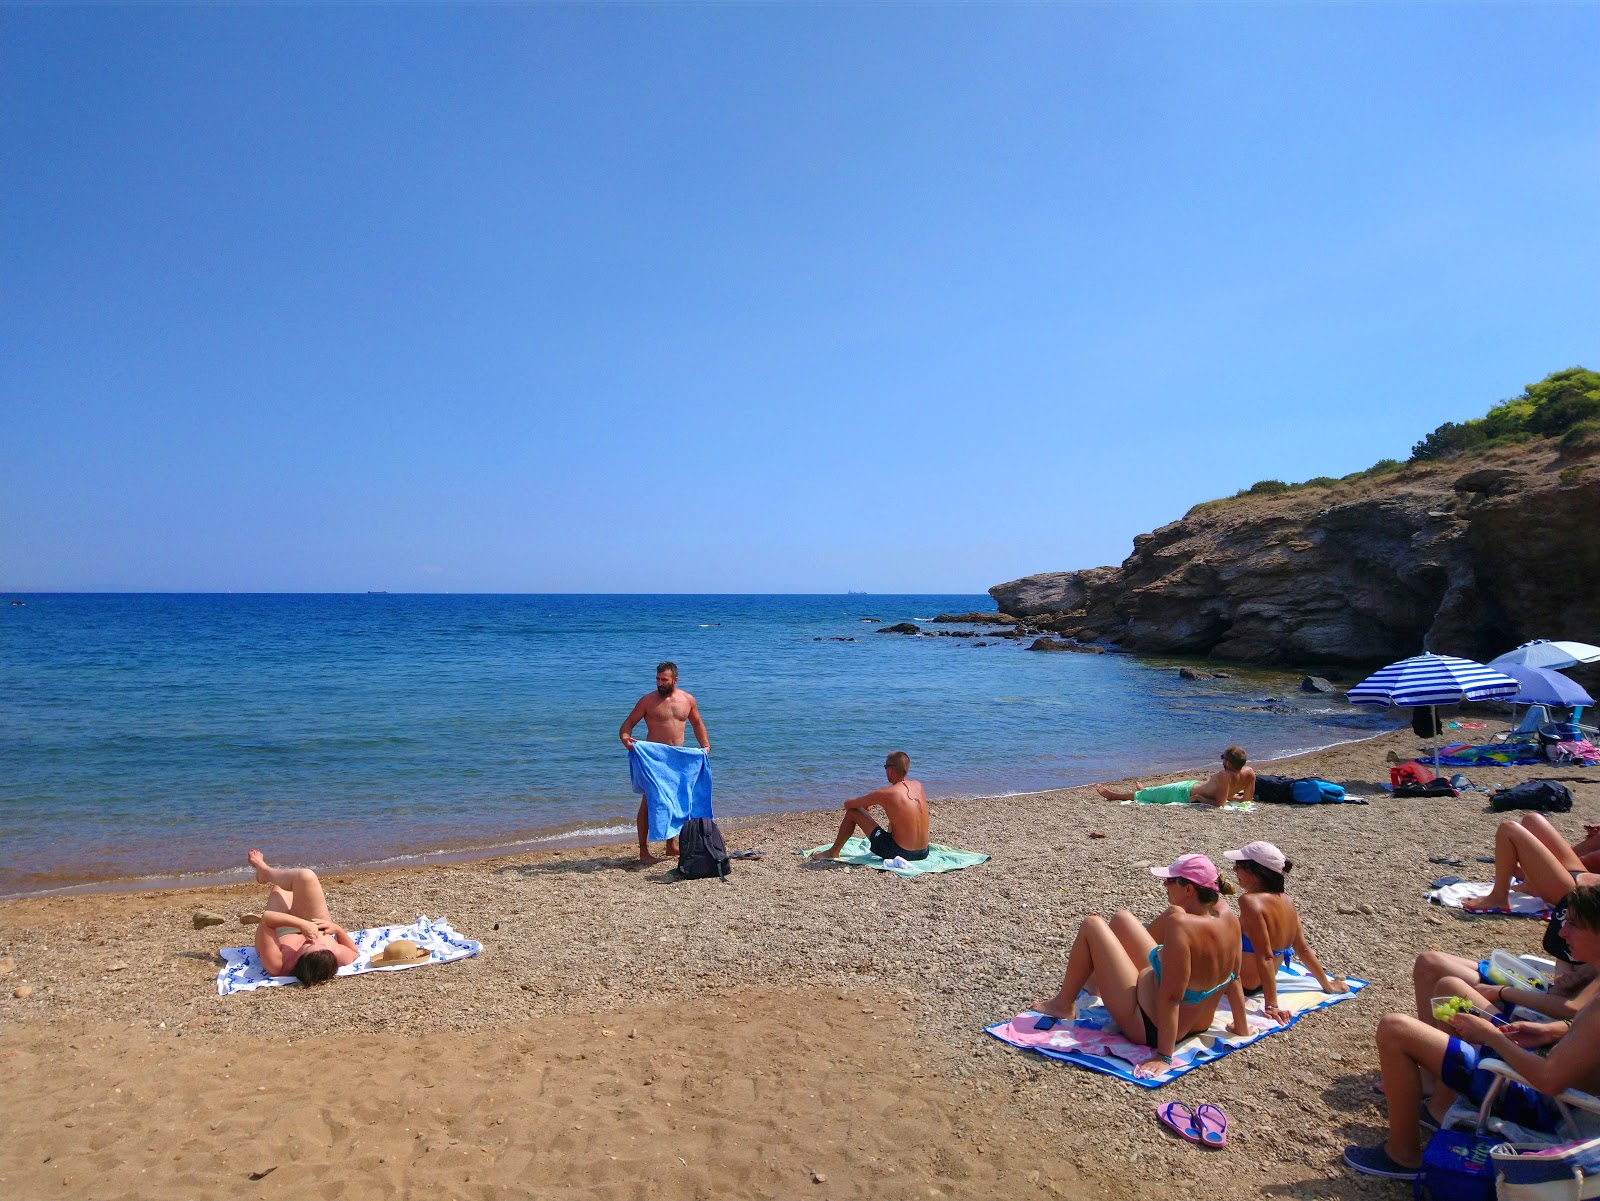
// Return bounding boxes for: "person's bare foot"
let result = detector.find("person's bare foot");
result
[1094,784,1134,801]
[665,839,680,858]
[1031,996,1074,1019]
[247,849,271,884]
[637,851,663,867]
[1462,894,1509,912]
[808,848,841,860]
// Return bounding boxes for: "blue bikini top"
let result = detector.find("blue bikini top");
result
[1148,944,1236,1004]
[1241,933,1294,966]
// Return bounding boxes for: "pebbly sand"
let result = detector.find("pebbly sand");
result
[4,725,1599,1201]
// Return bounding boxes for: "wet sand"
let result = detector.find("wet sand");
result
[4,726,1599,1200]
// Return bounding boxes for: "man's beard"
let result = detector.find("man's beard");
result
[656,684,676,697]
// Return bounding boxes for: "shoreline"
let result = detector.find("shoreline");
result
[5,725,1600,1199]
[0,724,1401,902]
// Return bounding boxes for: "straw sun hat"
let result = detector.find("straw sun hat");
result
[365,939,431,968]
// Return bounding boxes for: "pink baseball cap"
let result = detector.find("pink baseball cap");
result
[1225,841,1287,873]
[1150,853,1222,890]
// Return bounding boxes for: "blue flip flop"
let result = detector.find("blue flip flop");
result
[1195,1103,1228,1148]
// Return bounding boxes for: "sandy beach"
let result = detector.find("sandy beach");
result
[5,726,1599,1201]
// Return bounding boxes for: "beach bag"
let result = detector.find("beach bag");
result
[1492,1135,1600,1200]
[1414,1129,1498,1201]
[1254,774,1296,804]
[675,818,731,881]
[1291,778,1346,804]
[1491,780,1574,814]
[1392,762,1436,789]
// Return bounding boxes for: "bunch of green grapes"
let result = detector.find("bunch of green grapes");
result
[1432,996,1474,1022]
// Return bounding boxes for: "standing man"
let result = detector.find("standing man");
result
[809,751,930,862]
[619,662,711,864]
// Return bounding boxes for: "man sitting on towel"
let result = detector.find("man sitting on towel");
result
[1093,745,1257,808]
[809,751,929,862]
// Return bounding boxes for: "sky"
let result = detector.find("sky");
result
[3,4,1597,594]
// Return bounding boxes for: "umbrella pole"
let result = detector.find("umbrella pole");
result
[1431,704,1440,769]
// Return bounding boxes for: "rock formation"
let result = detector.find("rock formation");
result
[990,441,1599,666]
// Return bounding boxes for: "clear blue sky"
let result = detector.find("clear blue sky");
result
[4,4,1596,594]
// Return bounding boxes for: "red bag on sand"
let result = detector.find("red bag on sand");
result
[1391,763,1435,789]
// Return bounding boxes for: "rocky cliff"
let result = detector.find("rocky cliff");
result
[990,441,1600,666]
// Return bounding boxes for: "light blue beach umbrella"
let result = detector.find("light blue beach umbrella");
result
[1347,652,1521,765]
[1490,639,1600,671]
[1494,663,1595,710]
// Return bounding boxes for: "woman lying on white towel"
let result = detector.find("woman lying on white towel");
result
[248,849,360,986]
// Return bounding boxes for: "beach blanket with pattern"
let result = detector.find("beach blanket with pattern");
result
[1426,743,1544,768]
[985,961,1367,1088]
[1428,881,1554,919]
[801,837,989,876]
[216,915,480,995]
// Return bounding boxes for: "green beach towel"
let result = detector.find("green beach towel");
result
[1133,780,1200,805]
[802,837,989,876]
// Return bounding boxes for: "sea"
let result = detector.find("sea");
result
[0,593,1396,897]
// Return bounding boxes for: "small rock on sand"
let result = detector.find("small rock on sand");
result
[239,913,262,926]
[0,956,14,975]
[192,910,225,929]
[13,986,33,999]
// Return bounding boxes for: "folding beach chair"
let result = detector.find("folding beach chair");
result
[1441,1058,1600,1144]
[1493,706,1551,747]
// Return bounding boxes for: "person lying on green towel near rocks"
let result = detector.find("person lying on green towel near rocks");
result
[809,750,929,862]
[1094,745,1256,808]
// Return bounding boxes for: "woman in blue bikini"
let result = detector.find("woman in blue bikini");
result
[1229,840,1348,1025]
[1030,853,1252,1079]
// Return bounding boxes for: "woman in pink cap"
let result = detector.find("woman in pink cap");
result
[1030,853,1251,1078]
[1227,840,1347,1024]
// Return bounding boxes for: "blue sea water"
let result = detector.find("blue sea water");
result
[0,594,1394,896]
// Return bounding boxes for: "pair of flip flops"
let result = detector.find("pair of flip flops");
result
[1157,1101,1227,1148]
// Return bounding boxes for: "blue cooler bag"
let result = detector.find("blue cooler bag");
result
[1414,1129,1496,1201]
[1492,1135,1600,1200]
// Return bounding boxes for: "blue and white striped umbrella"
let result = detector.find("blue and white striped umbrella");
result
[1347,653,1521,708]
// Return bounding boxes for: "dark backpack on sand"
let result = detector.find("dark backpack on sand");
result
[1395,778,1460,798]
[676,818,732,880]
[1490,779,1574,814]
[1254,774,1296,804]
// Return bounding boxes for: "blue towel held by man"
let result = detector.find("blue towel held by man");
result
[629,741,713,842]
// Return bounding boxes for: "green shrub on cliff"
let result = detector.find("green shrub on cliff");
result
[1411,367,1599,461]
[1185,368,1594,518]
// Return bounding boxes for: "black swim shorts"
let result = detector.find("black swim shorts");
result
[867,825,929,862]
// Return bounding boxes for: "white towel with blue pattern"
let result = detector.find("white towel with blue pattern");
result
[215,915,481,996]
